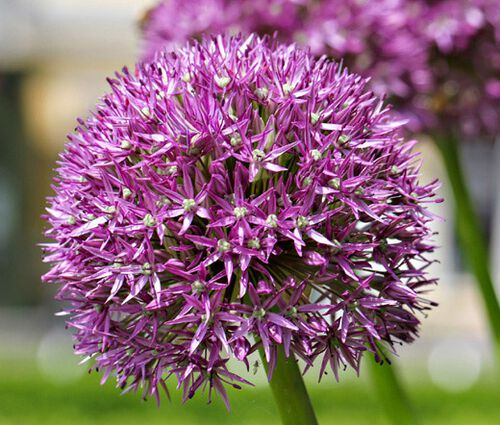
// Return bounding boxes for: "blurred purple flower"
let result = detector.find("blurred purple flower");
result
[42,34,439,406]
[410,0,500,137]
[142,0,499,138]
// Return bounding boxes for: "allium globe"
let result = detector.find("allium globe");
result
[42,35,439,406]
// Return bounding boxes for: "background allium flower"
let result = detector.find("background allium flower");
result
[141,0,305,61]
[140,0,240,58]
[142,0,430,100]
[142,0,499,138]
[410,0,500,137]
[42,34,439,406]
[299,0,430,101]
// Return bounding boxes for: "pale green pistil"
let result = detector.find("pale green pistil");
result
[255,87,269,99]
[330,239,342,254]
[230,134,242,147]
[248,238,261,249]
[310,149,322,161]
[166,165,178,175]
[183,198,196,212]
[192,280,205,292]
[253,308,266,319]
[218,239,231,253]
[143,213,156,227]
[297,216,310,228]
[252,149,266,162]
[215,75,231,88]
[283,82,295,95]
[234,206,248,219]
[122,188,132,199]
[142,262,152,275]
[338,134,351,145]
[328,178,341,190]
[121,140,132,149]
[266,214,278,228]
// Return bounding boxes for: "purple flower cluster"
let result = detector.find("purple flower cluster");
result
[142,0,428,100]
[141,0,304,61]
[43,35,439,406]
[411,0,500,137]
[142,0,500,139]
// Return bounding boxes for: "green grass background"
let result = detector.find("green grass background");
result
[0,362,499,425]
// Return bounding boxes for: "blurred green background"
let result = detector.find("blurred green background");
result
[0,1,499,424]
[1,361,499,425]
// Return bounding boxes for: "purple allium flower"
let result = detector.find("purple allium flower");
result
[141,0,431,122]
[141,0,305,61]
[141,0,499,139]
[42,34,439,407]
[410,0,500,137]
[142,0,429,100]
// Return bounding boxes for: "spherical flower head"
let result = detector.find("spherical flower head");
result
[42,34,440,407]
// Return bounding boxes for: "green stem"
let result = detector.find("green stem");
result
[367,355,420,425]
[434,133,500,361]
[259,346,318,425]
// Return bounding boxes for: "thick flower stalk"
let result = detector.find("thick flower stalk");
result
[42,35,439,412]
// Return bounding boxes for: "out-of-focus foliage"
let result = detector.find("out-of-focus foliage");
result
[0,362,499,425]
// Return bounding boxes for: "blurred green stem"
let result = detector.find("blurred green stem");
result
[434,133,500,362]
[368,355,420,425]
[259,346,318,425]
